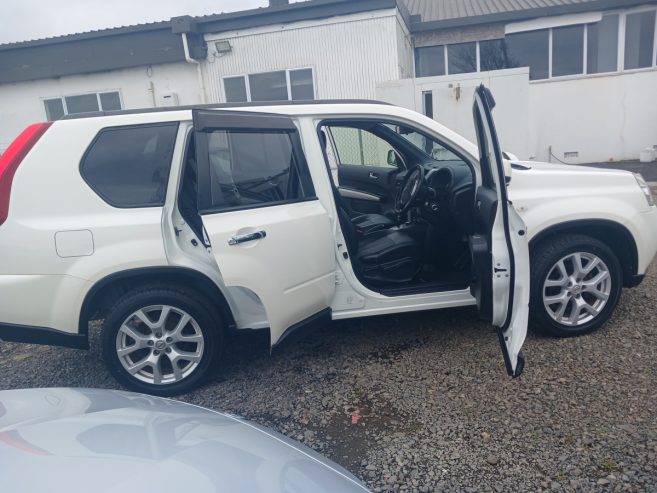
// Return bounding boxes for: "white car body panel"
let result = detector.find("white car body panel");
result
[0,101,654,369]
[202,201,336,345]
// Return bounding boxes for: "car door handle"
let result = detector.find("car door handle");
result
[228,230,267,245]
[368,172,379,179]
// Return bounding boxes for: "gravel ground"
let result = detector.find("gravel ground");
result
[2,262,657,492]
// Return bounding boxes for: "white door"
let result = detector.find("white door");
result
[193,109,336,347]
[470,85,530,377]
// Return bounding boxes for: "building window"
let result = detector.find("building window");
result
[505,29,550,80]
[43,91,122,120]
[624,10,656,70]
[415,45,446,77]
[552,25,585,76]
[587,14,619,74]
[223,68,315,103]
[414,7,657,81]
[422,91,433,119]
[479,39,514,71]
[447,42,477,74]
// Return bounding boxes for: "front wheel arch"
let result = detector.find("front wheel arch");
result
[529,219,637,288]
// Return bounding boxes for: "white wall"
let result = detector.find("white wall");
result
[376,68,532,159]
[0,62,200,152]
[529,70,657,163]
[201,9,406,102]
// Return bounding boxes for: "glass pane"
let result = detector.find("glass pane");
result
[505,29,550,80]
[480,39,512,71]
[207,130,307,209]
[624,11,656,70]
[552,25,584,77]
[383,124,462,162]
[330,127,396,168]
[289,69,314,100]
[64,93,99,114]
[587,15,619,74]
[99,92,122,111]
[249,71,288,102]
[81,123,178,207]
[447,42,477,74]
[224,76,248,102]
[415,45,445,77]
[44,98,65,120]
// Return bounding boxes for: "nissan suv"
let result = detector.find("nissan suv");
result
[1,86,655,395]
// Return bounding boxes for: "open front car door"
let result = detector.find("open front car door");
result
[470,85,529,378]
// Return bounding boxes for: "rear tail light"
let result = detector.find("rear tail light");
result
[0,122,52,226]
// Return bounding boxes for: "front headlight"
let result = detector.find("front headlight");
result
[634,173,654,207]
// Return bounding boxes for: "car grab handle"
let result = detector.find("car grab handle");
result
[228,230,267,245]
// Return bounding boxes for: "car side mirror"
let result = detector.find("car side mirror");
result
[387,149,399,167]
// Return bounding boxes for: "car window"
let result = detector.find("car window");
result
[328,126,398,168]
[203,129,315,212]
[382,124,461,162]
[81,123,178,208]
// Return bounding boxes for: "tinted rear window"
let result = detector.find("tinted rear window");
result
[81,123,178,207]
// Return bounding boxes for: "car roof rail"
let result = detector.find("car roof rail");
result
[61,99,393,120]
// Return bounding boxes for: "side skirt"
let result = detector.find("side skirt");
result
[0,323,89,350]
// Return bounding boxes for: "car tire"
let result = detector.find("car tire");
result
[529,234,622,337]
[101,285,223,396]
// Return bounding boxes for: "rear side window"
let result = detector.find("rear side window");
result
[81,123,178,207]
[200,129,314,212]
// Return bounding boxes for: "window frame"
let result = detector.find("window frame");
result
[412,5,657,83]
[42,90,123,120]
[316,117,473,175]
[222,67,316,103]
[79,122,179,209]
[193,112,317,215]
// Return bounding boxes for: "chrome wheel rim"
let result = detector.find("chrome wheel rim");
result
[116,305,204,385]
[542,252,612,327]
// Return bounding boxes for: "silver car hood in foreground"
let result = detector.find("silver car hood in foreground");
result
[0,388,369,493]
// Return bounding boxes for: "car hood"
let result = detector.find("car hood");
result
[0,388,369,493]
[510,160,633,176]
[507,160,639,199]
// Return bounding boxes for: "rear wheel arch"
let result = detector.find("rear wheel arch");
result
[529,220,638,287]
[79,267,237,337]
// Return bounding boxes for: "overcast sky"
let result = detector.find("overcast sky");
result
[0,0,304,44]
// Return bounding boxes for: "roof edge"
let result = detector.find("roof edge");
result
[410,0,652,33]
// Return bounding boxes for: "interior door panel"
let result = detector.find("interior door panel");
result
[337,164,402,215]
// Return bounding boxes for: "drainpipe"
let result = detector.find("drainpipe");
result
[182,32,208,104]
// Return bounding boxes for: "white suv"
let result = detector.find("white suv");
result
[1,86,655,395]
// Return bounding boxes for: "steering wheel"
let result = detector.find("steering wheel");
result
[394,165,425,214]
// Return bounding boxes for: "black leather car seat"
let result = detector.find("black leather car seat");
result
[320,129,394,235]
[337,207,420,285]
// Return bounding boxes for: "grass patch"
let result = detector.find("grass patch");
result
[600,457,620,472]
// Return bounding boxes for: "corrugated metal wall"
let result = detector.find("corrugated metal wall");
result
[202,13,406,102]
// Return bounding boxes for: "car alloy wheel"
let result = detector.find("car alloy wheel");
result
[115,305,205,385]
[542,252,611,327]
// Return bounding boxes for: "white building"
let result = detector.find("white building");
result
[1,0,656,164]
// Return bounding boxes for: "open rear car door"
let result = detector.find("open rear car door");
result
[193,109,336,348]
[470,85,529,378]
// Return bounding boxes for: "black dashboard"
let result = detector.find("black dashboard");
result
[421,161,475,233]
